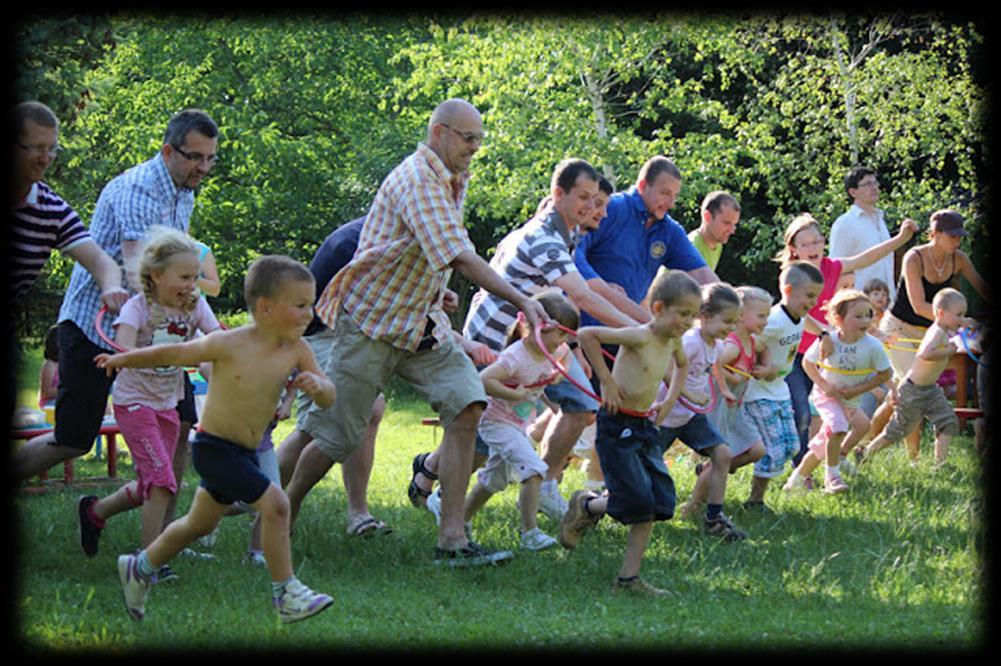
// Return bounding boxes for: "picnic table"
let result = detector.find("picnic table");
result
[11,416,122,493]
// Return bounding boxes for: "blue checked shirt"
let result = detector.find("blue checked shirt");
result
[58,154,196,348]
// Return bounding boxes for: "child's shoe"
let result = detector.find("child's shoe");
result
[520,527,558,551]
[117,554,152,620]
[538,479,569,521]
[76,495,103,557]
[155,564,178,583]
[432,541,514,567]
[704,513,748,541]
[612,576,670,597]
[425,487,442,525]
[243,550,267,567]
[197,526,220,549]
[823,472,849,494]
[559,490,600,549]
[274,579,334,624]
[782,474,808,493]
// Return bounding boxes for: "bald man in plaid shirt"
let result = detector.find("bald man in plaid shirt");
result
[285,99,548,567]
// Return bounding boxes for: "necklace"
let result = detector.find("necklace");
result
[926,247,949,278]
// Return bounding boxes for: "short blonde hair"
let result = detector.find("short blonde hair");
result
[244,255,314,314]
[736,285,773,308]
[647,269,701,310]
[932,287,967,313]
[823,288,871,322]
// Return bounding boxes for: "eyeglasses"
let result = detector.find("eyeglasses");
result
[16,141,61,158]
[857,179,880,188]
[173,145,219,167]
[440,123,485,145]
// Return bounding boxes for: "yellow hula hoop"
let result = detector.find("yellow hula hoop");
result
[815,362,881,376]
[884,343,920,353]
[723,364,754,380]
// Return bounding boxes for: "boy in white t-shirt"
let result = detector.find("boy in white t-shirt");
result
[741,262,824,512]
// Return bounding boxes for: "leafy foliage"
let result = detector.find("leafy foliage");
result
[12,13,988,332]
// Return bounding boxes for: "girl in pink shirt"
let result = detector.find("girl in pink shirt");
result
[76,228,220,579]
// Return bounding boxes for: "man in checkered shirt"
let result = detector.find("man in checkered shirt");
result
[12,109,219,484]
[284,99,548,566]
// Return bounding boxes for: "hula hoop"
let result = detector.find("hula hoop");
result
[94,306,127,353]
[531,321,655,419]
[723,363,754,380]
[959,327,989,368]
[813,362,880,376]
[676,371,719,414]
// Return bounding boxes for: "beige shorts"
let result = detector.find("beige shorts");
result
[475,420,549,494]
[882,379,958,442]
[301,308,487,462]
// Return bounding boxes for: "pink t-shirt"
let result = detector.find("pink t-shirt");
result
[111,294,220,410]
[798,256,843,354]
[481,338,567,429]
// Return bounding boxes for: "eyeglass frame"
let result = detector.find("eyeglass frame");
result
[439,123,485,145]
[172,144,219,167]
[16,141,62,158]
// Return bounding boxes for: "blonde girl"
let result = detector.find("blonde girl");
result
[76,227,221,580]
[783,289,891,494]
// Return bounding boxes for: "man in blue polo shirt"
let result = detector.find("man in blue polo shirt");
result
[574,156,718,328]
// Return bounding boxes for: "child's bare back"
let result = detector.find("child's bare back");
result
[906,323,956,387]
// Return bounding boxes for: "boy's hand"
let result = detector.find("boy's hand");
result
[292,371,334,401]
[752,364,776,381]
[600,378,624,415]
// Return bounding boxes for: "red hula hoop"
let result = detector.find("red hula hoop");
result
[94,306,127,353]
[532,321,654,419]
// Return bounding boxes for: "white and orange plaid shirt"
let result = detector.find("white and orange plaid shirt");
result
[314,143,475,352]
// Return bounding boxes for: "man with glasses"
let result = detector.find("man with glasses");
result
[830,166,896,299]
[8,101,129,440]
[12,109,219,507]
[284,98,548,567]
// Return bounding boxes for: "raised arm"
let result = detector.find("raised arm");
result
[67,240,129,313]
[840,218,917,274]
[450,249,549,331]
[554,271,639,329]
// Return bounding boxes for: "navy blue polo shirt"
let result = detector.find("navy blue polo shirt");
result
[304,216,365,336]
[573,187,705,326]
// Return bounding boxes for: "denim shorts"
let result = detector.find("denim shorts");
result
[543,352,600,413]
[595,409,676,525]
[191,430,272,506]
[655,412,725,455]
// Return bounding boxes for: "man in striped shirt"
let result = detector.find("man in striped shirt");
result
[461,158,639,516]
[12,108,218,484]
[284,99,547,566]
[8,101,127,461]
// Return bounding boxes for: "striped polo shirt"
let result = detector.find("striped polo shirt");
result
[462,207,578,352]
[314,143,475,352]
[58,154,195,348]
[11,181,92,306]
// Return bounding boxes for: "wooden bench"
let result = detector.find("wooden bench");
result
[947,351,982,431]
[12,419,122,493]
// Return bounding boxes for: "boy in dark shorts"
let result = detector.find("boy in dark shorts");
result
[95,255,336,624]
[559,270,702,596]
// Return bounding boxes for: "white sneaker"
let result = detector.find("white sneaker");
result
[118,554,152,620]
[274,578,334,624]
[198,526,220,549]
[537,480,568,520]
[782,474,807,493]
[426,487,442,525]
[840,458,857,477]
[520,527,558,551]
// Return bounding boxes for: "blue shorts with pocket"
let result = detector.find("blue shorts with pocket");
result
[191,430,272,506]
[655,412,726,455]
[595,409,676,525]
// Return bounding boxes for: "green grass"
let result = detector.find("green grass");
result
[12,344,987,652]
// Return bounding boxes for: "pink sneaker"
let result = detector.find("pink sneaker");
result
[824,472,849,494]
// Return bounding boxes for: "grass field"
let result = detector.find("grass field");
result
[11,344,987,652]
